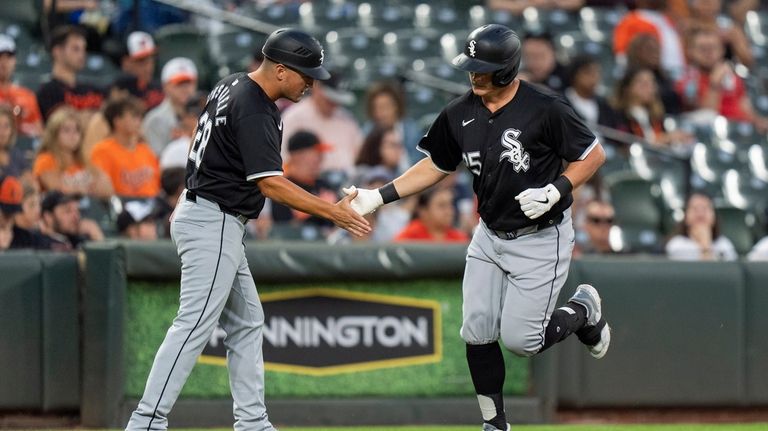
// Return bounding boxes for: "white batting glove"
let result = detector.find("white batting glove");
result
[514,184,561,220]
[342,186,384,216]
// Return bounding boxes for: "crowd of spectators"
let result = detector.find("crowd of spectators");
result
[0,0,767,261]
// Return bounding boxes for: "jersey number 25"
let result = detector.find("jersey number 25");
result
[189,111,213,168]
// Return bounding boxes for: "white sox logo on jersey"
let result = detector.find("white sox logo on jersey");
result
[468,40,477,57]
[500,128,530,172]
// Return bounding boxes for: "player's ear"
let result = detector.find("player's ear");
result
[274,63,287,81]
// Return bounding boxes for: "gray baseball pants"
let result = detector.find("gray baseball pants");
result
[126,193,275,431]
[460,209,574,356]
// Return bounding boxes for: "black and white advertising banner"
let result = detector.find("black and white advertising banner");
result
[200,288,442,375]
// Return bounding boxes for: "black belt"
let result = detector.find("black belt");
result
[186,190,249,224]
[490,213,564,240]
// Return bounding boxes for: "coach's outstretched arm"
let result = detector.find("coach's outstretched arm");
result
[343,157,449,215]
[257,175,371,236]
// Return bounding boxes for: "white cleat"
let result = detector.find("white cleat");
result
[568,284,602,325]
[588,322,611,359]
[570,284,611,359]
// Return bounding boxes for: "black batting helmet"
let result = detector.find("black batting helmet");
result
[452,24,522,87]
[262,28,330,81]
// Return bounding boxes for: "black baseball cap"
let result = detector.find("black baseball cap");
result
[41,191,79,213]
[287,131,332,153]
[117,199,160,233]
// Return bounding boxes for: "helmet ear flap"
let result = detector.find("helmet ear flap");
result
[491,57,520,87]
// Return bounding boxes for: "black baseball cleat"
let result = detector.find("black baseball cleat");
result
[568,284,611,359]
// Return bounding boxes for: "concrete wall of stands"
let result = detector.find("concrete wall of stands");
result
[1,243,766,427]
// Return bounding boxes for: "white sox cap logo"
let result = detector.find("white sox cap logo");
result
[468,40,477,57]
[500,128,530,172]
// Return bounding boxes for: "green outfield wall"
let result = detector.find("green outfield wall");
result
[3,241,768,428]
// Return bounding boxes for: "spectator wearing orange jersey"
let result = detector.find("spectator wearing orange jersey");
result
[0,35,43,137]
[394,187,469,243]
[90,96,159,198]
[33,107,112,198]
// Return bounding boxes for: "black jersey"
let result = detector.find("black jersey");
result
[186,73,283,219]
[417,80,597,231]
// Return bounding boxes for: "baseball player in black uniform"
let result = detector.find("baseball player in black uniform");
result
[345,24,610,431]
[125,28,370,431]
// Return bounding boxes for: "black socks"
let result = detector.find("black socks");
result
[467,342,507,429]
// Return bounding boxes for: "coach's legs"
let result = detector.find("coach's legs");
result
[498,213,576,357]
[461,225,509,430]
[126,208,245,431]
[219,252,275,431]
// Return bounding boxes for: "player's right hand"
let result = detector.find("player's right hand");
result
[334,188,372,237]
[342,186,384,216]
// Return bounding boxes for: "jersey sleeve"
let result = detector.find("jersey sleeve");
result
[236,113,283,181]
[33,152,57,177]
[543,98,598,162]
[415,109,461,173]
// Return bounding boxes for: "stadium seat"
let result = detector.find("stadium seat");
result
[745,10,768,47]
[80,196,118,237]
[298,1,357,36]
[154,24,211,86]
[269,223,323,242]
[410,57,468,86]
[404,82,451,121]
[382,30,439,63]
[716,206,757,255]
[412,3,463,33]
[605,171,664,229]
[436,30,470,63]
[346,57,402,90]
[79,53,120,89]
[208,29,266,66]
[356,3,413,34]
[324,28,383,68]
[579,6,626,43]
[242,2,300,27]
[609,224,663,254]
[0,0,39,33]
[0,21,36,48]
[721,169,768,212]
[467,6,524,30]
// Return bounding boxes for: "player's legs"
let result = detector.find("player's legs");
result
[218,253,275,431]
[497,213,576,357]
[460,225,510,431]
[126,205,246,431]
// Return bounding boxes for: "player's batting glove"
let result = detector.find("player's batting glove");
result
[514,184,561,220]
[342,186,384,216]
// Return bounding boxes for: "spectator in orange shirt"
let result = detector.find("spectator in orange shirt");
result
[34,107,112,198]
[0,35,43,137]
[394,187,469,243]
[90,96,160,198]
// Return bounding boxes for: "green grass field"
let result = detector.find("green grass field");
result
[202,426,768,431]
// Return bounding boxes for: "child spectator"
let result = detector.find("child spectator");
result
[91,96,160,198]
[34,107,113,198]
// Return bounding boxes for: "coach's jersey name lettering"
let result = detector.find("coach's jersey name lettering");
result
[262,316,429,348]
[208,82,231,126]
